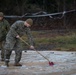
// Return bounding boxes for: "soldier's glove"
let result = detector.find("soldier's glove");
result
[16,35,20,38]
[30,45,35,50]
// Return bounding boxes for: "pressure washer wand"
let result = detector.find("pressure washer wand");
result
[19,37,54,66]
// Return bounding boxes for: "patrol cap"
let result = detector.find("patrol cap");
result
[25,18,33,25]
[0,12,4,17]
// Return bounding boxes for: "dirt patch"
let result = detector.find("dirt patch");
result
[0,51,76,75]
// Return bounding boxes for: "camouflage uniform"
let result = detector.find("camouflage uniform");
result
[0,19,10,60]
[4,20,34,64]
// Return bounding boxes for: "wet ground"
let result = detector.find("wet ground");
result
[0,50,76,75]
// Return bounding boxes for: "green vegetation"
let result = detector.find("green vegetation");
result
[22,30,76,51]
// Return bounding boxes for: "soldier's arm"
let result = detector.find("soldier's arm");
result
[26,27,34,46]
[6,20,10,32]
[10,22,18,37]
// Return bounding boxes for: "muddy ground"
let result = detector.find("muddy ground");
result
[0,50,76,75]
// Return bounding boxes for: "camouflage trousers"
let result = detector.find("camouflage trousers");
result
[5,49,22,63]
[4,36,23,63]
[0,41,5,59]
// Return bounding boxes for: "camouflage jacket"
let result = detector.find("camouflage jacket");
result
[0,19,10,41]
[7,20,34,46]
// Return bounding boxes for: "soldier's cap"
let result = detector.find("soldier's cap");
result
[25,18,33,25]
[0,12,4,17]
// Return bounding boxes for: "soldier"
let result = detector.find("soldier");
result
[0,12,10,61]
[4,18,35,67]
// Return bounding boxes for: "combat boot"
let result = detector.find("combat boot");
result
[1,58,4,61]
[5,59,9,67]
[14,63,22,66]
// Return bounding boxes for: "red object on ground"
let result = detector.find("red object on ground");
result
[49,62,54,66]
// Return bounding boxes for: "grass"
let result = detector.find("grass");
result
[22,30,76,51]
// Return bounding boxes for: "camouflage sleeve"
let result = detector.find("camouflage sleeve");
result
[26,27,34,46]
[10,22,18,37]
[5,20,10,33]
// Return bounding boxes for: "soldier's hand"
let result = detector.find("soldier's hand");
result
[30,45,35,50]
[16,35,20,38]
